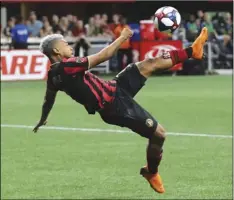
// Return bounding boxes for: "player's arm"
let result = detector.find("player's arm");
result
[87,28,133,69]
[33,87,57,133]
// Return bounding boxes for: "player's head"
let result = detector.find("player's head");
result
[39,34,73,62]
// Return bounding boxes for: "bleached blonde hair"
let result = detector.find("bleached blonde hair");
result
[39,34,64,57]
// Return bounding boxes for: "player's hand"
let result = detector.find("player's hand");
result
[33,120,47,133]
[121,28,133,40]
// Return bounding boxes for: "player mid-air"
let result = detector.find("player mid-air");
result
[33,26,208,193]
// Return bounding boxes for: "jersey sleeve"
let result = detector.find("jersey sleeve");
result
[60,57,89,75]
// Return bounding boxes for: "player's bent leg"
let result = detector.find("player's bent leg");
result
[99,91,168,193]
[135,27,208,78]
[140,124,166,194]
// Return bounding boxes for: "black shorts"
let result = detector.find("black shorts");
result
[99,64,158,139]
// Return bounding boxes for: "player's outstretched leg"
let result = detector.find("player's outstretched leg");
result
[135,27,208,78]
[140,124,166,194]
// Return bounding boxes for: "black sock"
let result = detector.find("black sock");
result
[146,142,163,174]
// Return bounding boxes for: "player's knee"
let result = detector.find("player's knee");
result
[149,124,166,147]
[153,124,166,140]
[145,57,169,71]
[137,59,155,74]
[145,58,160,70]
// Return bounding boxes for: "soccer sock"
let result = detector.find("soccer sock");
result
[146,137,165,174]
[169,47,193,65]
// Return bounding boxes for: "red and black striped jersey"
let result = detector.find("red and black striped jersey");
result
[47,57,116,114]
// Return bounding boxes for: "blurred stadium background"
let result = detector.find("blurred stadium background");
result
[1,0,233,199]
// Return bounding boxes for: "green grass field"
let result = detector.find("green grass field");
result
[1,75,233,199]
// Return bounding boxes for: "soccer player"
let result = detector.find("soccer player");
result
[33,27,208,194]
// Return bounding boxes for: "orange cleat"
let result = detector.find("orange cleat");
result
[140,166,165,194]
[191,27,208,59]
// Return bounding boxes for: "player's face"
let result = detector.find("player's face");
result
[55,40,74,58]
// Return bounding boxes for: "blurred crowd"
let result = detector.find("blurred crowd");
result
[2,11,123,39]
[1,11,132,71]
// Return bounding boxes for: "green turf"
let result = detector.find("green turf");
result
[1,75,233,199]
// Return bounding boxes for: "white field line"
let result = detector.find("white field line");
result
[1,124,232,139]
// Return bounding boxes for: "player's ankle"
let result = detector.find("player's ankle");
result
[147,164,159,174]
[149,168,158,175]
